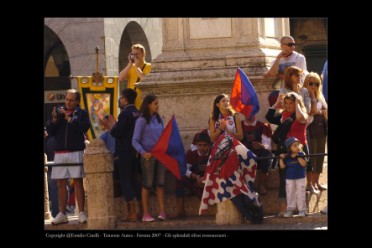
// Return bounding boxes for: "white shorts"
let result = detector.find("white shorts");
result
[51,151,85,179]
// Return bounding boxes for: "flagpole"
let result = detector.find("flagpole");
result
[255,153,328,161]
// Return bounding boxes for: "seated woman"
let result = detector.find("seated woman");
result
[199,94,263,224]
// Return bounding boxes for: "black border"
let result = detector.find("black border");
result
[15,15,343,242]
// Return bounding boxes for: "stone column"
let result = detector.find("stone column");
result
[84,139,116,229]
[216,199,243,225]
[137,18,289,149]
[44,153,52,220]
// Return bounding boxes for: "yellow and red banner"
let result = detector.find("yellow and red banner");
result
[77,76,119,140]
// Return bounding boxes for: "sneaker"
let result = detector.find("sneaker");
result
[283,210,293,218]
[78,211,88,223]
[158,211,167,221]
[52,212,69,225]
[142,214,155,222]
[298,210,307,217]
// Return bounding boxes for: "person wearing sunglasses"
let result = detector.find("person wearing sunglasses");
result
[302,73,328,193]
[271,66,311,115]
[264,36,307,87]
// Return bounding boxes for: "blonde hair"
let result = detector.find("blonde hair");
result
[284,66,303,92]
[303,72,323,100]
[131,43,145,54]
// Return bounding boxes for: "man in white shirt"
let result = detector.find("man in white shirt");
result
[264,36,308,86]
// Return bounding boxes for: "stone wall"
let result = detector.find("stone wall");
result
[103,18,163,77]
[138,18,287,149]
[45,18,106,89]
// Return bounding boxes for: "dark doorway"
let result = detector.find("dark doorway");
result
[44,25,71,125]
[290,18,328,75]
[302,44,327,74]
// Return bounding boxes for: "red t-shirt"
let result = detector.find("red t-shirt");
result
[241,120,272,142]
[186,149,210,176]
[287,120,307,145]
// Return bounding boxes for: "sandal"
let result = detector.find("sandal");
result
[317,184,328,191]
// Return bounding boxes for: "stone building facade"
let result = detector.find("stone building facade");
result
[44,18,327,149]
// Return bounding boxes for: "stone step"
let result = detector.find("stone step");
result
[112,169,327,217]
[259,188,328,214]
[44,212,327,230]
[116,213,327,230]
[45,165,327,229]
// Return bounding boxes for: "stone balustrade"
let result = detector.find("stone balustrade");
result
[84,139,116,229]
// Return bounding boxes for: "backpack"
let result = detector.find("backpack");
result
[272,113,295,145]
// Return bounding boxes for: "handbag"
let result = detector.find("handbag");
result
[272,113,295,145]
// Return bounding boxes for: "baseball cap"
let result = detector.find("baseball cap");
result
[285,137,300,149]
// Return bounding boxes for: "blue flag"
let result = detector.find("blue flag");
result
[230,68,260,120]
[151,115,187,180]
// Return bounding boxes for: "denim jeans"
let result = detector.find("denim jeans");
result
[141,157,166,189]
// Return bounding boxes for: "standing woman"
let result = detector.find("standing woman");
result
[209,94,243,142]
[132,94,167,222]
[303,73,328,191]
[266,93,308,216]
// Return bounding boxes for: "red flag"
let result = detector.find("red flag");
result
[151,116,187,180]
[230,68,260,120]
[199,133,259,214]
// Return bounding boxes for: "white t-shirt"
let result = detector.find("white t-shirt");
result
[273,51,308,85]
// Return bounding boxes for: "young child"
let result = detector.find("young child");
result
[241,116,272,195]
[175,132,211,218]
[279,137,307,217]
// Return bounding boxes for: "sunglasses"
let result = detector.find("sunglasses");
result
[309,82,320,87]
[285,43,296,47]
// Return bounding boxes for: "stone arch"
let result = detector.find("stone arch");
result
[44,25,71,77]
[118,21,152,77]
[44,25,71,125]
